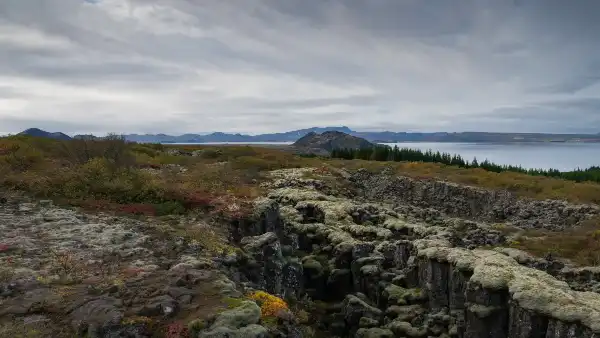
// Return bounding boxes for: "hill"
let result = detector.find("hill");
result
[292,131,374,156]
[18,128,71,140]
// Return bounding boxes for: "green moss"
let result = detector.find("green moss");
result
[384,285,426,305]
[222,297,245,309]
[187,319,207,337]
[260,316,279,329]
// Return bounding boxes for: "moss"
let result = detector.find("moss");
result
[384,285,426,305]
[260,316,279,329]
[302,257,324,276]
[222,297,245,309]
[211,300,262,329]
[187,318,207,336]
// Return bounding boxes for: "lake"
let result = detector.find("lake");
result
[381,142,600,171]
[171,141,599,171]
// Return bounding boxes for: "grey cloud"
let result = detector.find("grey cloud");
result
[0,0,599,134]
[234,95,381,110]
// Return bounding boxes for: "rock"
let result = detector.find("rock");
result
[70,297,124,337]
[137,295,178,317]
[243,167,600,338]
[355,327,395,338]
[200,324,268,338]
[379,284,426,308]
[291,131,375,155]
[386,320,428,337]
[351,170,599,231]
[38,200,53,208]
[341,295,382,335]
[241,233,285,295]
[210,301,261,329]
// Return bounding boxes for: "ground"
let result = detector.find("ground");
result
[2,135,600,337]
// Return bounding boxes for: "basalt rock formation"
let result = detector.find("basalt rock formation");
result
[351,169,600,231]
[227,167,600,338]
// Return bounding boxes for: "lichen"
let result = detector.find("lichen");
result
[268,188,333,204]
[418,245,600,332]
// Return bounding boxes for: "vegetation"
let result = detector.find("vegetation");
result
[0,135,320,219]
[331,145,600,184]
[3,134,600,266]
[248,291,290,318]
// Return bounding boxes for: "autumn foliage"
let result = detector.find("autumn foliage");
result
[248,291,290,318]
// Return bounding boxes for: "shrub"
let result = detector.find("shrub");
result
[117,204,156,216]
[166,322,189,338]
[154,201,186,216]
[0,144,44,172]
[248,291,290,318]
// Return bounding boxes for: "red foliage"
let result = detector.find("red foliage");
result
[117,204,156,216]
[0,244,10,252]
[166,322,189,338]
[70,199,115,212]
[139,163,161,169]
[122,267,145,278]
[168,189,214,210]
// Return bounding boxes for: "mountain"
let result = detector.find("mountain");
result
[15,127,600,143]
[292,131,374,156]
[120,126,354,143]
[121,128,600,144]
[18,128,71,140]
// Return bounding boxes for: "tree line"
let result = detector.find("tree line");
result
[330,145,600,183]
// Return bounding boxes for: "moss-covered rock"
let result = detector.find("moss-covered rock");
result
[355,327,394,338]
[210,300,261,329]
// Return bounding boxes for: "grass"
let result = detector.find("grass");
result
[503,216,600,266]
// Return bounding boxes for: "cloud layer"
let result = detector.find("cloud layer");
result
[1,0,599,135]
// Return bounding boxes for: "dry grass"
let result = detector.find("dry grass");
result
[504,216,600,266]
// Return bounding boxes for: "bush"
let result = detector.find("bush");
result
[154,201,186,216]
[0,144,44,172]
[248,291,290,317]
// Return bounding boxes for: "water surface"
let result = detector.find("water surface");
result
[381,142,600,171]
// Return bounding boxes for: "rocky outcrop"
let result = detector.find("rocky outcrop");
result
[0,198,276,337]
[351,169,599,230]
[232,167,600,338]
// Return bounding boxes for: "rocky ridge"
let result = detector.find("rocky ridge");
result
[224,167,600,337]
[351,168,600,231]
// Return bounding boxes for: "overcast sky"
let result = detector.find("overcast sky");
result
[1,0,599,135]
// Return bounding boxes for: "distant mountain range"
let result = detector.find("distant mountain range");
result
[15,126,600,143]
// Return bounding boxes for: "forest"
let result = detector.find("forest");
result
[330,145,600,183]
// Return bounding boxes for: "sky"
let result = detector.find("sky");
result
[1,0,600,135]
